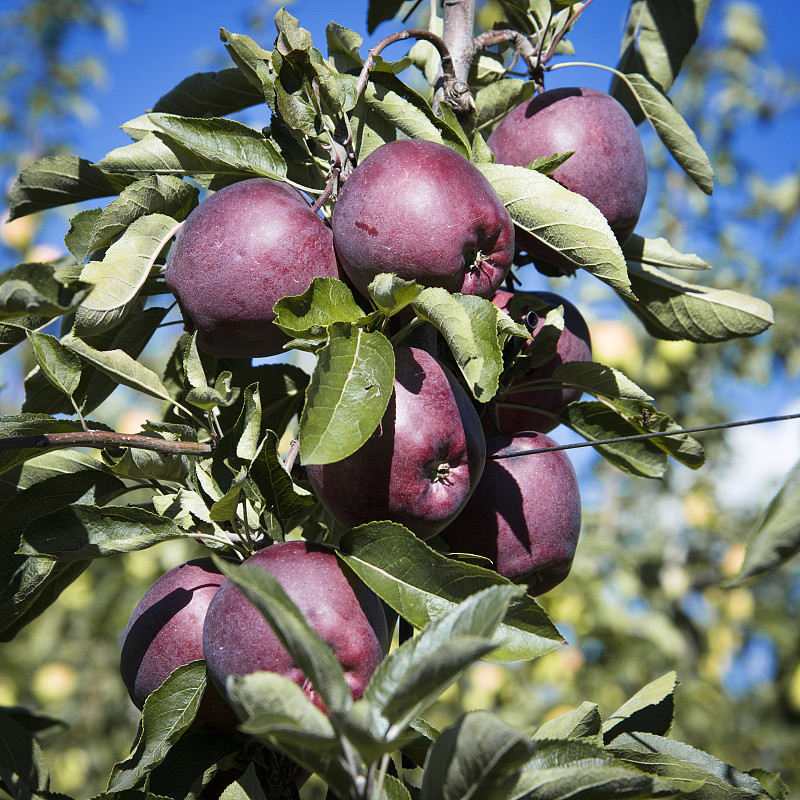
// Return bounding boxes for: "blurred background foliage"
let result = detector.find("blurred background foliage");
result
[0,0,799,797]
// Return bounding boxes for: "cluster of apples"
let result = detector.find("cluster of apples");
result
[120,87,647,729]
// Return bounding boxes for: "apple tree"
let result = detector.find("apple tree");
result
[0,0,796,798]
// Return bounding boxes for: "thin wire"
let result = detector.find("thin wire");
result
[488,412,800,460]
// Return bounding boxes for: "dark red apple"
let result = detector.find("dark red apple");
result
[120,557,238,732]
[202,541,388,713]
[487,87,647,272]
[490,290,592,435]
[440,433,581,595]
[332,139,515,299]
[305,346,486,539]
[165,177,342,358]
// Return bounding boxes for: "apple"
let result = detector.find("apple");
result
[487,87,647,272]
[305,346,486,539]
[440,432,582,595]
[165,177,342,358]
[202,541,388,713]
[489,289,592,435]
[332,139,515,299]
[119,557,238,732]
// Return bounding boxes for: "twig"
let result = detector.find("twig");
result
[473,29,541,80]
[0,430,213,457]
[354,27,472,120]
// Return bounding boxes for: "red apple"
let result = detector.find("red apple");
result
[202,541,388,713]
[490,290,592,435]
[305,346,486,539]
[332,139,515,298]
[440,433,582,595]
[120,557,238,732]
[487,87,647,273]
[165,177,342,358]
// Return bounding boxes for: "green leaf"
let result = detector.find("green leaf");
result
[0,262,92,321]
[273,277,367,343]
[298,323,395,466]
[420,711,536,800]
[367,0,406,33]
[612,0,711,120]
[368,274,423,317]
[0,448,111,505]
[26,330,82,398]
[98,133,256,180]
[63,335,182,409]
[609,733,770,799]
[107,661,207,791]
[65,207,103,263]
[622,261,774,342]
[0,706,50,795]
[213,554,353,715]
[147,732,243,800]
[338,523,563,662]
[0,468,122,639]
[729,459,800,585]
[260,431,315,524]
[229,674,354,800]
[229,671,337,745]
[559,402,668,478]
[509,738,667,799]
[0,316,51,356]
[474,79,537,133]
[24,307,170,417]
[84,176,198,258]
[74,214,180,336]
[478,163,632,296]
[551,362,653,403]
[8,155,135,221]
[602,672,678,744]
[534,702,603,743]
[153,66,267,117]
[183,334,241,410]
[0,559,90,642]
[361,585,521,742]
[623,234,711,270]
[412,289,504,402]
[0,415,108,475]
[621,72,714,195]
[19,504,183,560]
[363,72,470,159]
[220,29,276,106]
[326,22,364,73]
[148,114,287,180]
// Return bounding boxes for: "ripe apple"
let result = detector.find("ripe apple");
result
[119,557,238,732]
[165,177,342,358]
[489,290,592,435]
[440,432,582,595]
[332,139,515,298]
[487,87,647,272]
[202,541,388,713]
[305,346,486,539]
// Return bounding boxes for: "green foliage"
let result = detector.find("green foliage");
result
[0,0,797,798]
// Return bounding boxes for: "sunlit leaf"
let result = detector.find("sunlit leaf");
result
[338,523,563,662]
[298,323,395,466]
